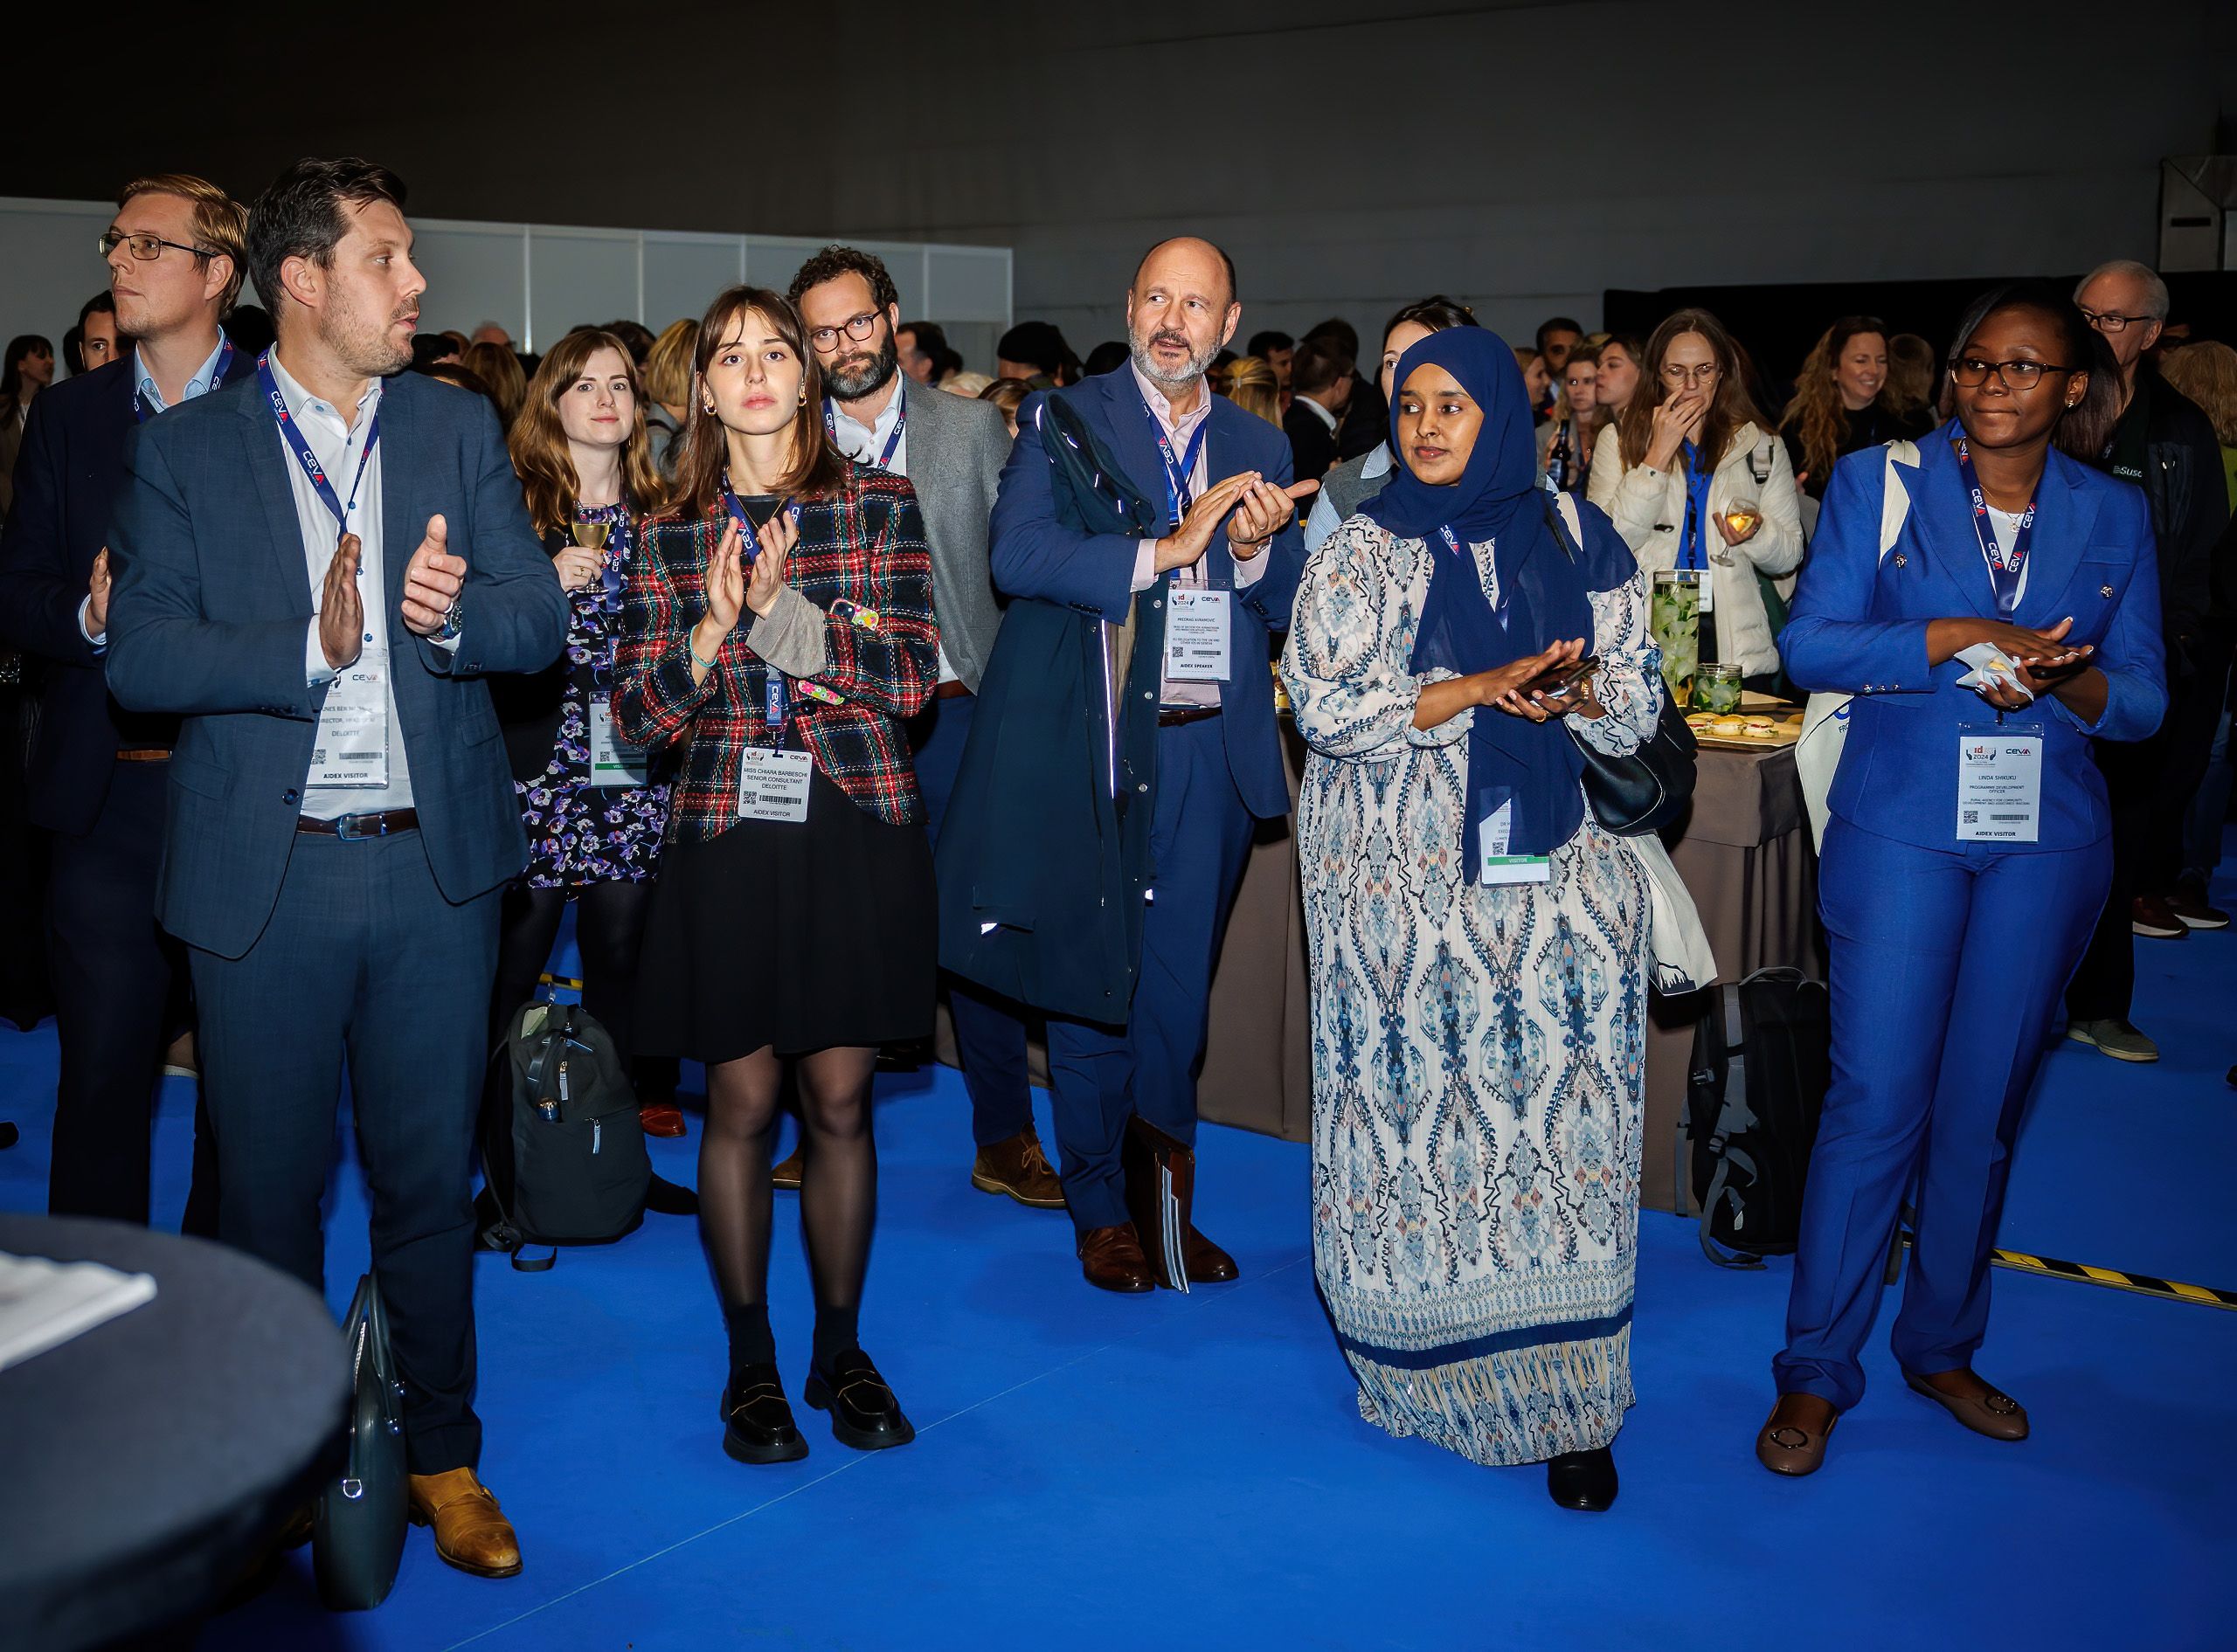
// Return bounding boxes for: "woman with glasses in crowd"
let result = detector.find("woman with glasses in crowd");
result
[1285,328,1661,1514]
[488,330,683,1138]
[1757,285,2162,1477]
[1587,308,1805,690]
[615,286,938,1467]
[1780,315,1932,501]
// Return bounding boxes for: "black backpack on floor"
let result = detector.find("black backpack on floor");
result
[480,999,650,1270]
[1679,966,1830,1268]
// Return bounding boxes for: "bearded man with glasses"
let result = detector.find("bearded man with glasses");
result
[2059,259,2233,1063]
[0,173,254,1234]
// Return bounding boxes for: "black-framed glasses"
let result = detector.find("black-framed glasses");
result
[98,230,213,263]
[2076,305,2156,335]
[1950,356,2076,391]
[806,311,881,351]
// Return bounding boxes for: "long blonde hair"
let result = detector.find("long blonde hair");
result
[1218,354,1282,426]
[2162,341,2237,447]
[507,330,660,536]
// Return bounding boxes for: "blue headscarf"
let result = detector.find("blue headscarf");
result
[1363,328,1631,872]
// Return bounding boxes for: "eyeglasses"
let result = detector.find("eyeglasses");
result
[806,311,882,352]
[2076,305,2157,335]
[98,230,214,263]
[1659,363,1721,386]
[1950,356,2076,391]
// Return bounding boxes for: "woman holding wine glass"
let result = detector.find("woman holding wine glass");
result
[488,331,685,1137]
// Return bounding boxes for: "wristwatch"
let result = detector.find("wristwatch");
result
[434,594,465,642]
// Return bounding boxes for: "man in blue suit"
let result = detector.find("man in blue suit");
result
[0,173,253,1232]
[106,158,565,1577]
[940,238,1310,1293]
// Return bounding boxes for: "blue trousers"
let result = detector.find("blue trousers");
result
[188,830,501,1474]
[911,691,1035,1146]
[1044,717,1257,1234]
[1773,819,2109,1410]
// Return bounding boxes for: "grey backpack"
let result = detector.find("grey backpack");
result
[480,999,650,1270]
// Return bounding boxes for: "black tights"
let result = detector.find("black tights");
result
[488,881,674,1100]
[700,1045,878,1377]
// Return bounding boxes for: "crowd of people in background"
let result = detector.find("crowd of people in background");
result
[0,155,2230,1600]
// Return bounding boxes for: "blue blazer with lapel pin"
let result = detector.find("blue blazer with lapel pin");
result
[102,369,569,959]
[1783,425,2166,853]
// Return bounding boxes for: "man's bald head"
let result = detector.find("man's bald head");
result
[1131,236,1238,307]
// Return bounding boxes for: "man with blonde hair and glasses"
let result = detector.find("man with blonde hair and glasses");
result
[0,172,253,1232]
[2063,258,2232,1063]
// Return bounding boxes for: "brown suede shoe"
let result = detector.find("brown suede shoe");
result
[971,1127,1065,1209]
[1077,1223,1155,1293]
[1184,1227,1238,1283]
[1755,1393,1838,1476]
[772,1146,804,1191]
[1903,1368,2029,1440]
[407,1469,522,1579]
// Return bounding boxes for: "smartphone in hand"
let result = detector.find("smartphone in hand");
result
[1526,654,1601,702]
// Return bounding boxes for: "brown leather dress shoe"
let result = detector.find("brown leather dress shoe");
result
[971,1127,1065,1209]
[1756,1393,1838,1476]
[771,1146,804,1191]
[1903,1368,2029,1440]
[1184,1227,1238,1283]
[639,1102,687,1138]
[1077,1223,1155,1293]
[407,1468,522,1579]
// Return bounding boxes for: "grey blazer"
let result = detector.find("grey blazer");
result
[899,382,1010,693]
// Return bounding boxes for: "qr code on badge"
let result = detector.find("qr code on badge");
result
[1963,809,1978,824]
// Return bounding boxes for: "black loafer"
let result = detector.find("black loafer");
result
[1546,1447,1618,1512]
[803,1350,916,1452]
[721,1365,808,1464]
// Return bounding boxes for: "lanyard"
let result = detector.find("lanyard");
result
[717,475,786,730]
[1438,526,1507,630]
[1679,439,1708,572]
[823,384,905,471]
[1952,434,2034,618]
[255,351,378,541]
[1141,396,1210,529]
[134,339,234,424]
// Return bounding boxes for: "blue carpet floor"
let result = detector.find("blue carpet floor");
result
[3,869,2233,1651]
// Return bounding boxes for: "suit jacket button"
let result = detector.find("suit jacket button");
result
[283,788,299,805]
[2101,584,2114,598]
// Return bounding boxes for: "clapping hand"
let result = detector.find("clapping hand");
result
[745,501,798,619]
[400,514,467,636]
[1152,473,1257,576]
[318,534,365,669]
[87,548,113,637]
[1479,639,1590,720]
[1225,478,1319,558]
[1970,616,2091,710]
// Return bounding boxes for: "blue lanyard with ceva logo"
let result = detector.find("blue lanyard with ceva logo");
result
[255,351,378,542]
[822,383,905,471]
[1141,397,1209,530]
[717,472,786,732]
[134,338,234,424]
[1952,434,2034,619]
[1438,525,1509,631]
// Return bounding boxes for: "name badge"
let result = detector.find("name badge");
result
[1698,569,1715,614]
[1956,724,2041,842]
[738,746,813,824]
[1166,587,1231,682]
[1477,800,1551,886]
[312,653,389,789]
[587,695,648,788]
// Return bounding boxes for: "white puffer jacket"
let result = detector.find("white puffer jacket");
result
[1586,421,1805,677]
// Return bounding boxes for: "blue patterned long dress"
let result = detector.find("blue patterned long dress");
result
[1280,513,1659,1466]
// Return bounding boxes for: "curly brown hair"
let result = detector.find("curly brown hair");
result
[1781,316,1897,486]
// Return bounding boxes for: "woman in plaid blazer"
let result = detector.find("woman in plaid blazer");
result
[616,286,938,1465]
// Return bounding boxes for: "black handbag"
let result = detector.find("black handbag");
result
[1540,496,1700,836]
[313,1272,409,1610]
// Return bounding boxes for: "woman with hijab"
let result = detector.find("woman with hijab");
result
[1282,329,1662,1513]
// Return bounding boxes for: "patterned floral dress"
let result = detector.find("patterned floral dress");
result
[518,501,672,888]
[1280,514,1659,1466]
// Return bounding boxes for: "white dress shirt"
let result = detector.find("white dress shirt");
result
[1123,361,1269,709]
[827,375,960,686]
[264,349,428,819]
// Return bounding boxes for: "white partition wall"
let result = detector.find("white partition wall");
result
[0,197,1011,364]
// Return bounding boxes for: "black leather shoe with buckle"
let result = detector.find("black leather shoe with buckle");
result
[804,1349,916,1451]
[721,1364,808,1464]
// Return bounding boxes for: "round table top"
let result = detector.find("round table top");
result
[0,1214,347,1651]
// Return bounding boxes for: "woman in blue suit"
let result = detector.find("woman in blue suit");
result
[1756,285,2166,1476]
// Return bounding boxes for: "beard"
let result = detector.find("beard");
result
[1128,323,1219,391]
[331,293,418,377]
[825,334,899,402]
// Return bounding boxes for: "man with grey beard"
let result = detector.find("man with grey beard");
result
[939,237,1312,1295]
[780,246,1060,1210]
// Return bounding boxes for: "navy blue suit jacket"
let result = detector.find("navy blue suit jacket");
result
[987,366,1305,818]
[0,351,259,835]
[1783,426,2166,854]
[103,368,568,958]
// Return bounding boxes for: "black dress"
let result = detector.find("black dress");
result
[1781,402,1933,500]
